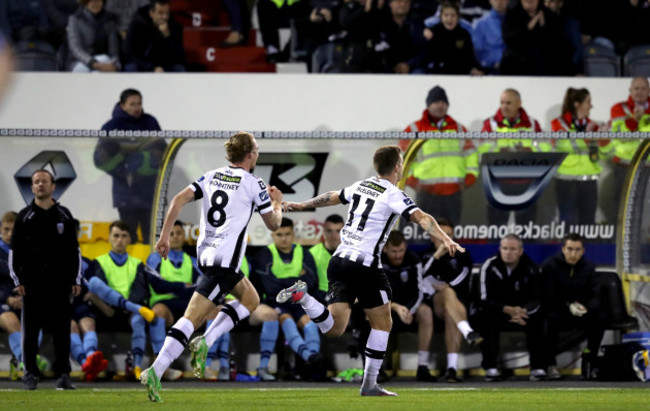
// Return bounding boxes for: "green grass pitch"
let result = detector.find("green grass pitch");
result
[1,387,648,410]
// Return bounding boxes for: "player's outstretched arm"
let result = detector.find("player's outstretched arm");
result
[283,190,341,212]
[410,210,465,256]
[261,186,284,231]
[155,187,195,259]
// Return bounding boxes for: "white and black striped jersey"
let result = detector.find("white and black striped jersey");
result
[189,166,272,270]
[334,177,419,268]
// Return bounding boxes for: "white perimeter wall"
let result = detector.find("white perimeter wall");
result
[0,73,635,131]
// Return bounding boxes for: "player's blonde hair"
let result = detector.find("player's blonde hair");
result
[1,211,17,224]
[224,131,255,163]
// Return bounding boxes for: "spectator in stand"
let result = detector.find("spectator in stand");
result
[423,0,473,34]
[500,0,573,76]
[98,88,166,243]
[124,0,185,72]
[381,231,435,382]
[44,0,80,50]
[471,0,507,74]
[626,0,650,47]
[544,0,582,74]
[422,1,483,75]
[334,0,386,72]
[480,88,547,227]
[609,76,649,221]
[541,233,604,380]
[421,218,482,382]
[400,86,477,226]
[305,0,342,71]
[66,0,120,72]
[0,0,51,44]
[474,234,547,382]
[376,0,426,74]
[579,0,627,53]
[551,88,611,226]
[105,0,148,40]
[218,0,250,47]
[256,0,311,63]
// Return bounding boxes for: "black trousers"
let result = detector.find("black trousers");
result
[474,310,547,370]
[546,310,605,364]
[22,285,72,377]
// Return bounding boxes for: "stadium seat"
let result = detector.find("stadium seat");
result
[623,44,650,77]
[13,40,58,72]
[583,43,620,77]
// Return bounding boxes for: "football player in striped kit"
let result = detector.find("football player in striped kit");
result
[140,132,283,402]
[279,145,464,396]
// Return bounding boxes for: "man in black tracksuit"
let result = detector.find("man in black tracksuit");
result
[474,233,547,381]
[541,233,603,378]
[10,170,82,390]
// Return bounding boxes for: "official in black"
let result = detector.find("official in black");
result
[9,169,82,390]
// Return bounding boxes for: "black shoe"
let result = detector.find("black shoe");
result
[416,366,437,382]
[444,368,463,383]
[56,374,76,390]
[23,373,37,390]
[466,331,483,346]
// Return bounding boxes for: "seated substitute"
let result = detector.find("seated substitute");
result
[251,217,322,379]
[381,231,435,382]
[541,233,605,380]
[421,218,482,382]
[309,214,345,303]
[146,220,204,381]
[0,211,48,380]
[88,220,193,380]
[474,234,547,381]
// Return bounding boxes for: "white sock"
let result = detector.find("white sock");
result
[204,301,250,347]
[300,293,333,333]
[418,350,429,367]
[447,353,458,370]
[457,320,472,339]
[152,317,194,379]
[362,329,390,389]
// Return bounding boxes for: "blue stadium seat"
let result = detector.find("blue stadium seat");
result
[624,44,650,77]
[583,43,620,77]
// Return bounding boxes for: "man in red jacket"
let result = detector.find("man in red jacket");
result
[400,86,478,226]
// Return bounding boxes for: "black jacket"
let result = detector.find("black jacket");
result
[124,5,184,67]
[541,252,599,315]
[382,250,423,312]
[10,200,81,290]
[477,252,540,315]
[422,247,473,303]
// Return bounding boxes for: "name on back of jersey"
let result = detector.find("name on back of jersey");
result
[210,172,242,190]
[357,180,386,198]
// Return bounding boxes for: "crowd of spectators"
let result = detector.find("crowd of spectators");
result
[1,0,649,74]
[0,0,185,72]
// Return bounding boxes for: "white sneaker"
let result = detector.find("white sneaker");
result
[529,368,547,381]
[203,368,218,381]
[484,368,501,382]
[257,367,276,381]
[360,384,397,396]
[162,368,184,381]
[547,365,562,380]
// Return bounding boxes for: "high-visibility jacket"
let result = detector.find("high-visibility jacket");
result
[400,111,477,195]
[149,252,193,306]
[609,97,648,165]
[551,112,612,180]
[610,97,650,132]
[309,242,332,292]
[268,243,303,279]
[96,253,141,299]
[481,107,542,133]
[479,108,550,154]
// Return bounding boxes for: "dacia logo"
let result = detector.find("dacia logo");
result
[14,151,77,204]
[481,152,566,210]
[254,153,329,205]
